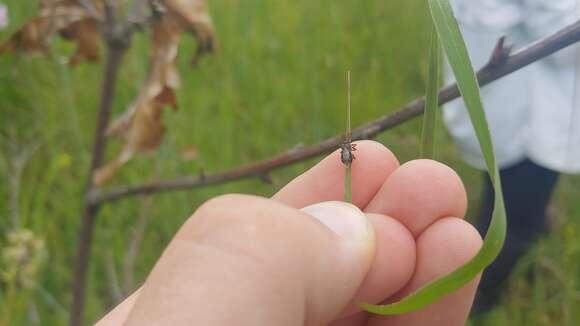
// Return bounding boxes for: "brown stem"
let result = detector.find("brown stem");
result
[90,19,580,206]
[69,44,127,326]
[67,0,170,322]
[69,206,98,326]
[70,2,165,324]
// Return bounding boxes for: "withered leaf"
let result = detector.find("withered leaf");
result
[95,15,181,186]
[94,97,168,186]
[164,0,218,65]
[60,17,100,65]
[0,16,54,56]
[98,0,218,185]
[0,0,101,65]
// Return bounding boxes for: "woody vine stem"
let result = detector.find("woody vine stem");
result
[71,15,580,326]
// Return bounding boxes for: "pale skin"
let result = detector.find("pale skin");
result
[97,140,482,326]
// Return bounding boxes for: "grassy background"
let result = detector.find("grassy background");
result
[0,0,579,325]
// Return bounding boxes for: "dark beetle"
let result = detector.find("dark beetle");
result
[340,141,357,165]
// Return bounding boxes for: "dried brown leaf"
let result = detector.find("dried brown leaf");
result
[96,15,181,185]
[59,17,100,65]
[98,0,219,185]
[94,97,169,186]
[94,0,217,185]
[164,0,218,65]
[0,16,53,56]
[0,0,101,65]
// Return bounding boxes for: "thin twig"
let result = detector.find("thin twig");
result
[487,36,511,68]
[105,247,124,303]
[69,46,127,326]
[0,133,38,228]
[123,195,153,293]
[70,0,169,324]
[69,2,132,324]
[90,19,580,206]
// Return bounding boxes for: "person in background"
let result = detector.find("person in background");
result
[446,0,580,313]
[0,2,8,30]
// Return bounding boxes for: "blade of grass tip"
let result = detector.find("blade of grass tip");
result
[347,71,351,136]
[420,27,440,159]
[344,70,352,203]
[360,0,506,315]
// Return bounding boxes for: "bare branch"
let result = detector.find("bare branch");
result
[89,19,580,205]
[69,45,127,326]
[69,1,168,324]
[69,0,132,319]
[105,247,123,303]
[123,195,153,293]
[487,36,512,68]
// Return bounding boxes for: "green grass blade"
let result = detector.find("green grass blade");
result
[420,28,441,159]
[344,71,353,203]
[360,0,507,315]
[344,166,352,203]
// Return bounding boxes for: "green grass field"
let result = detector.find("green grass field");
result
[1,1,579,325]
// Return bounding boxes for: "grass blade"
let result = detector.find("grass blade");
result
[344,71,353,203]
[420,27,441,159]
[344,166,352,203]
[360,0,507,314]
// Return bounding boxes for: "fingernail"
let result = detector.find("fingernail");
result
[302,201,372,242]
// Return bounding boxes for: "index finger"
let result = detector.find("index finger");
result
[272,140,400,209]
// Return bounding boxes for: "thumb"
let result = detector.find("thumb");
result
[300,201,376,323]
[122,195,375,326]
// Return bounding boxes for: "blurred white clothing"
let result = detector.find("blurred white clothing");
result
[0,3,7,30]
[445,0,580,173]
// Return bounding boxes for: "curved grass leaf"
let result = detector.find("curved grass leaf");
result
[420,28,441,159]
[360,0,507,315]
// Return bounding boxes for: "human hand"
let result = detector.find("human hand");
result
[97,140,482,326]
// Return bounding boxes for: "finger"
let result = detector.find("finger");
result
[368,217,482,326]
[272,140,399,209]
[340,214,416,317]
[328,213,417,326]
[330,311,369,326]
[122,196,376,326]
[365,159,467,237]
[95,289,140,326]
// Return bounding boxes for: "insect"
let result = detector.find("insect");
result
[340,139,356,165]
